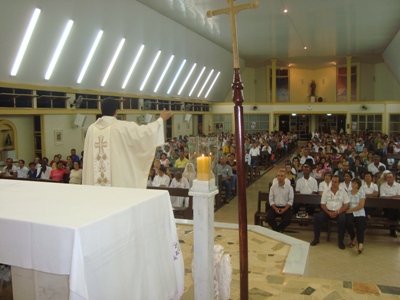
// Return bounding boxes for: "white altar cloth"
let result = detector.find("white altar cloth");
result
[0,180,184,300]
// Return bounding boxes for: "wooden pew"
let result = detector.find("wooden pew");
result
[147,186,193,220]
[254,191,400,241]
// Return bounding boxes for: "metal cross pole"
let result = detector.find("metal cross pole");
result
[207,1,259,299]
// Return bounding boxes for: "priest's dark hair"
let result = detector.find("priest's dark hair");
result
[101,98,119,116]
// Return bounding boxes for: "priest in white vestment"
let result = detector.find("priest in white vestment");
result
[83,98,172,189]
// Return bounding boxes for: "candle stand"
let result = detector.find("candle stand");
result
[188,137,219,299]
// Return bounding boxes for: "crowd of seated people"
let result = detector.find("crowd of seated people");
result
[146,131,296,203]
[266,129,400,244]
[0,148,84,184]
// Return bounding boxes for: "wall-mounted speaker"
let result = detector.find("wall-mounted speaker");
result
[184,114,192,122]
[144,114,153,124]
[73,114,86,127]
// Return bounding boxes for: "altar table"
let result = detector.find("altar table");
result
[0,180,184,300]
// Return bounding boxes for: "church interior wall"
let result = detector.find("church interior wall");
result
[255,66,267,103]
[383,28,400,86]
[0,115,34,162]
[42,114,94,159]
[313,67,337,103]
[359,63,375,101]
[172,114,193,138]
[374,63,400,100]
[289,68,315,102]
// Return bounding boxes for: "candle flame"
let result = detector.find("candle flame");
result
[202,154,204,157]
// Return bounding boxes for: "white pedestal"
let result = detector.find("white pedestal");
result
[310,96,315,102]
[11,266,69,300]
[189,180,219,300]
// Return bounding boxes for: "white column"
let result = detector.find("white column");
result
[189,180,218,300]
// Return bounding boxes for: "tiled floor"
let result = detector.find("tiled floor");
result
[180,156,400,299]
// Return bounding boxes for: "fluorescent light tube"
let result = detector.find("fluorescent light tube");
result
[140,50,161,91]
[197,69,214,97]
[189,66,205,97]
[154,55,174,93]
[45,19,74,80]
[205,71,220,98]
[11,8,41,76]
[122,44,145,89]
[167,59,186,94]
[77,30,103,84]
[178,63,196,95]
[101,38,125,87]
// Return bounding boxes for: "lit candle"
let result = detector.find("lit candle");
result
[197,154,211,181]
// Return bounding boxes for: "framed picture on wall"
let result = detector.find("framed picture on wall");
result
[82,128,87,143]
[54,130,63,145]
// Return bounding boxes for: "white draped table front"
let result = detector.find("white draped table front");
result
[0,180,184,300]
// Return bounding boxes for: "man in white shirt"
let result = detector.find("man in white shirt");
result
[272,168,291,186]
[1,158,17,178]
[311,175,350,249]
[37,159,52,180]
[266,170,294,233]
[295,163,318,215]
[380,172,400,237]
[249,141,260,166]
[16,159,29,178]
[367,155,386,175]
[299,149,315,165]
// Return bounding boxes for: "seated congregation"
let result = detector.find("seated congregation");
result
[257,130,400,254]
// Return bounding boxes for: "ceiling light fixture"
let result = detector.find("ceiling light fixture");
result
[45,20,74,80]
[77,30,103,84]
[101,38,125,87]
[292,113,296,116]
[122,44,145,89]
[178,63,196,95]
[140,50,161,91]
[189,66,206,97]
[327,113,332,116]
[167,59,186,94]
[304,46,307,50]
[154,55,174,93]
[11,8,41,76]
[205,71,220,98]
[284,9,288,13]
[197,69,214,97]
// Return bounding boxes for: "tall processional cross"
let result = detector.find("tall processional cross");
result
[207,0,259,68]
[207,1,259,300]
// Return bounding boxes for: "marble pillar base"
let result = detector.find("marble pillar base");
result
[11,267,69,300]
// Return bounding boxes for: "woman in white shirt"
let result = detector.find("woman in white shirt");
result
[345,178,366,254]
[69,161,82,184]
[318,172,332,195]
[339,172,352,193]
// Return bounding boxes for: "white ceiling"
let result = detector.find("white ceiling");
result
[138,0,400,68]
